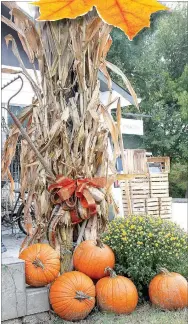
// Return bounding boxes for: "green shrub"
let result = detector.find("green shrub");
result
[102,215,188,300]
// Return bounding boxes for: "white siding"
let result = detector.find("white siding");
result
[2,65,40,108]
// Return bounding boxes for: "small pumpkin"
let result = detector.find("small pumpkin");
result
[19,243,60,287]
[96,267,138,314]
[50,271,95,321]
[73,239,115,279]
[149,268,188,310]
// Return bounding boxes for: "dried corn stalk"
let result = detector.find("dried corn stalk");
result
[2,3,138,272]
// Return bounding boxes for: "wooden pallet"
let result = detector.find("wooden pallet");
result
[130,177,150,199]
[120,172,172,218]
[120,173,169,199]
[120,176,150,200]
[147,156,170,173]
[145,198,159,216]
[121,197,172,219]
[122,198,146,216]
[124,149,148,174]
[159,197,172,219]
[150,173,169,198]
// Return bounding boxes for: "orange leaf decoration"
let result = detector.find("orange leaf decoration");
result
[32,0,168,39]
[32,0,94,21]
[96,0,168,40]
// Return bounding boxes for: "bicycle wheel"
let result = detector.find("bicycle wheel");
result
[1,205,11,227]
[17,203,36,235]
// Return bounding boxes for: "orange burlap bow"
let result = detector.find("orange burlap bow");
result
[48,176,111,224]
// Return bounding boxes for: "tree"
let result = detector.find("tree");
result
[108,4,188,197]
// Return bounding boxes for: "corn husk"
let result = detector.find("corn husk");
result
[2,3,139,272]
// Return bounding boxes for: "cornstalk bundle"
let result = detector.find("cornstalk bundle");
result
[2,2,138,272]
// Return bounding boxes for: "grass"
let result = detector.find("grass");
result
[53,304,187,324]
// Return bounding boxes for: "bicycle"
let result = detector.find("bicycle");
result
[2,73,36,235]
[1,183,36,235]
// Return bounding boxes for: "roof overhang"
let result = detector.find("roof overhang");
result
[1,2,141,108]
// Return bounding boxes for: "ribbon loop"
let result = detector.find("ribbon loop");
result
[48,175,113,224]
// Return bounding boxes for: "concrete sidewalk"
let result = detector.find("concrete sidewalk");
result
[2,233,25,260]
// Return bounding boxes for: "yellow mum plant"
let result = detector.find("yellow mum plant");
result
[102,215,188,300]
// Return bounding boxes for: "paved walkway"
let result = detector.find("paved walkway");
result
[2,233,25,261]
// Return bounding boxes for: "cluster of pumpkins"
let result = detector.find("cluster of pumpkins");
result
[19,239,188,322]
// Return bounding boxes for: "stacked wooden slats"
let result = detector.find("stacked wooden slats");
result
[129,177,150,199]
[147,156,170,173]
[120,173,172,219]
[159,197,172,219]
[124,149,148,174]
[119,152,172,219]
[145,198,159,216]
[150,173,169,198]
[122,199,146,216]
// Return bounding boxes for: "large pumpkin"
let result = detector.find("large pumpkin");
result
[50,271,95,321]
[149,268,188,310]
[19,243,60,287]
[96,267,138,314]
[73,239,115,279]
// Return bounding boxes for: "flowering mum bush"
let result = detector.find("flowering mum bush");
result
[102,215,188,300]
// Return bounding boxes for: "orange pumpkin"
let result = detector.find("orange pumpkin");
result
[19,243,60,287]
[50,271,95,321]
[149,268,188,310]
[96,267,138,314]
[73,239,115,279]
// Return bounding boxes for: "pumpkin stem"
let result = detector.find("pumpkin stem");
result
[75,291,92,301]
[32,258,45,270]
[105,267,117,278]
[159,267,171,275]
[96,238,104,248]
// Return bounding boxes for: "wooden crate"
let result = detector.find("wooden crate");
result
[147,156,170,173]
[121,196,172,219]
[121,174,170,200]
[120,176,150,200]
[132,199,146,215]
[122,198,146,216]
[159,197,172,219]
[149,173,169,198]
[145,198,159,216]
[124,149,148,174]
[129,177,150,199]
[120,172,172,218]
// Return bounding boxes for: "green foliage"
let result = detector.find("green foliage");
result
[107,4,188,197]
[142,67,188,160]
[169,162,188,198]
[102,216,188,300]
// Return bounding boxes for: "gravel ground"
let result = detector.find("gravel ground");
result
[2,312,51,324]
[2,305,188,324]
